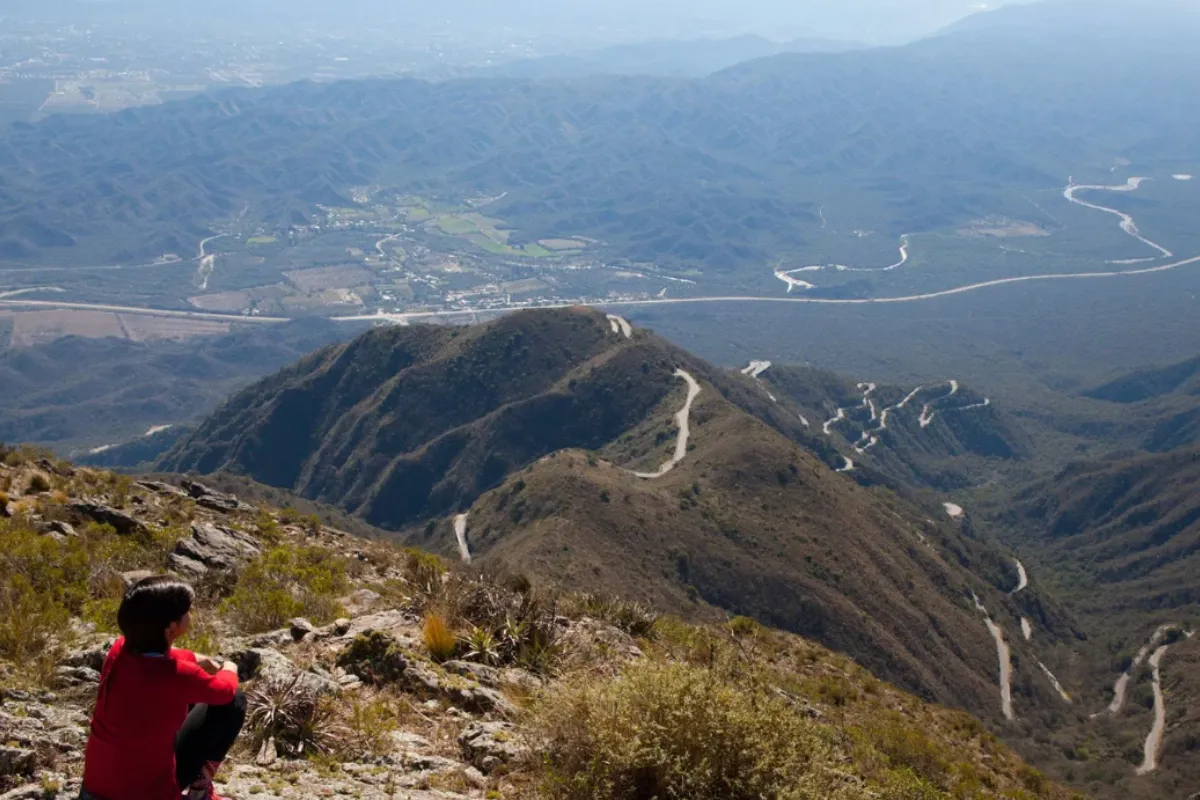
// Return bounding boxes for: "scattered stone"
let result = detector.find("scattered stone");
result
[249,629,293,648]
[0,746,36,778]
[342,588,381,615]
[253,737,278,767]
[181,480,251,513]
[68,503,148,537]
[458,721,528,774]
[289,618,315,642]
[54,666,101,687]
[121,569,156,589]
[62,643,112,672]
[37,521,77,538]
[136,480,188,498]
[442,660,541,692]
[168,522,261,575]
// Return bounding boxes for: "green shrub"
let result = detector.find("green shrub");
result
[533,660,840,800]
[405,548,447,589]
[0,518,144,673]
[859,716,950,789]
[337,631,409,684]
[221,546,348,633]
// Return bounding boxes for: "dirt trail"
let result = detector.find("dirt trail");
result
[196,234,228,291]
[634,370,701,479]
[1038,661,1071,703]
[453,513,471,564]
[1135,645,1170,775]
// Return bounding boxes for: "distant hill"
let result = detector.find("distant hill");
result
[998,446,1200,625]
[159,308,1082,725]
[481,35,864,79]
[0,319,361,453]
[1084,355,1200,405]
[1082,354,1200,452]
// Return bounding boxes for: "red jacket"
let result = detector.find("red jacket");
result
[83,637,239,800]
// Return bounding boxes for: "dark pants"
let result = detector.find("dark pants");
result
[174,690,247,789]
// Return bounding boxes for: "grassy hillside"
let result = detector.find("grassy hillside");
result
[160,309,1085,731]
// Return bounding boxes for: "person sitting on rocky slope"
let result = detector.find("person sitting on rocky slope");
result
[79,576,245,800]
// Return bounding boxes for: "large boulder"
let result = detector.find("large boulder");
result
[181,480,251,514]
[168,522,261,576]
[67,503,147,537]
[232,648,340,697]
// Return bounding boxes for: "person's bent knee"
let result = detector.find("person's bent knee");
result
[224,689,247,726]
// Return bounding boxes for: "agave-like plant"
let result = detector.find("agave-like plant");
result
[460,624,502,666]
[244,674,344,759]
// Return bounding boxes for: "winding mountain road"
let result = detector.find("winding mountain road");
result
[742,360,772,379]
[972,592,1015,720]
[1063,177,1172,263]
[1104,626,1173,715]
[0,286,65,300]
[606,314,633,338]
[822,407,847,435]
[1011,559,1028,594]
[7,246,1200,326]
[633,370,701,480]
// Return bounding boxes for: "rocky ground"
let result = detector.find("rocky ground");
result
[0,445,1080,800]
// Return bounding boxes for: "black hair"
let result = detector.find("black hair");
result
[117,576,195,654]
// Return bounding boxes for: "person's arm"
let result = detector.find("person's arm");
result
[176,658,239,706]
[192,654,237,676]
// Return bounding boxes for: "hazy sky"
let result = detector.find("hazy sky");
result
[9,0,1033,44]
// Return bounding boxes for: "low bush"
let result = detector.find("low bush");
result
[422,613,457,662]
[533,660,842,800]
[221,546,348,633]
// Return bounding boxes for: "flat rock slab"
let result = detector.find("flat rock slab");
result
[169,521,261,575]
